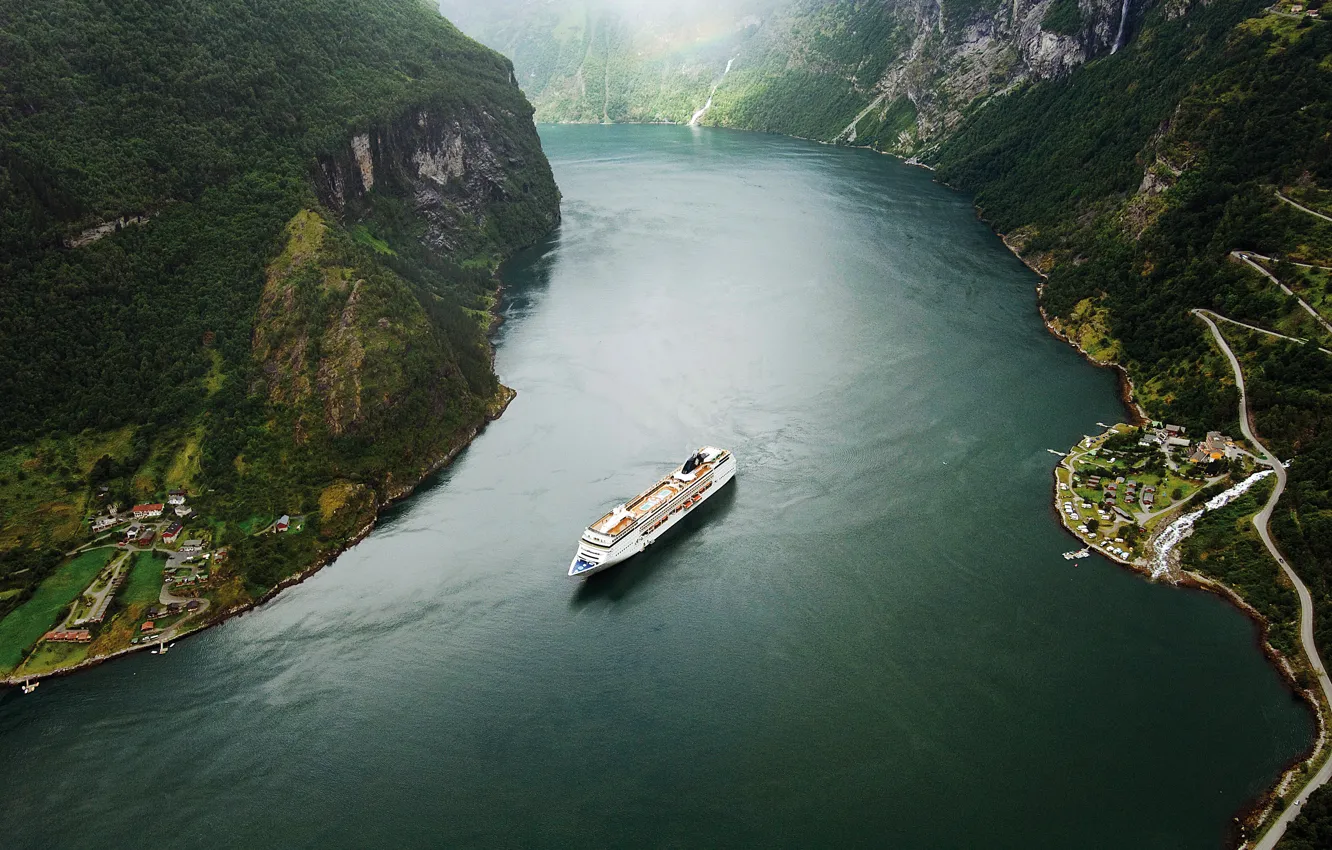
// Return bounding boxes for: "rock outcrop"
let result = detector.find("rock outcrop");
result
[315,104,558,256]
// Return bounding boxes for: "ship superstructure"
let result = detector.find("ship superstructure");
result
[569,446,736,578]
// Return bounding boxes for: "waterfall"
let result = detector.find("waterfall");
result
[688,57,736,127]
[1148,470,1274,579]
[1111,0,1132,54]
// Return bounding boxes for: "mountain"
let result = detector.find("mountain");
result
[0,0,559,646]
[439,0,1146,151]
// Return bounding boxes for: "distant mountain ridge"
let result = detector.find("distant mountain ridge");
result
[439,0,1147,152]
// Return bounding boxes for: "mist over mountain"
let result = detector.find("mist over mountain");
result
[439,0,1144,150]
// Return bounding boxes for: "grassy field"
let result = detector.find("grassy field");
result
[238,515,273,535]
[123,551,166,606]
[0,548,114,673]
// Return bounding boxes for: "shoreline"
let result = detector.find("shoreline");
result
[999,223,1326,843]
[2,279,521,689]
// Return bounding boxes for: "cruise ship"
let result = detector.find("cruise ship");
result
[569,446,736,578]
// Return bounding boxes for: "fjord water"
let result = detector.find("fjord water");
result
[0,125,1313,847]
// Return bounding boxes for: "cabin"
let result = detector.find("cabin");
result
[140,621,155,632]
[276,515,291,533]
[44,630,92,643]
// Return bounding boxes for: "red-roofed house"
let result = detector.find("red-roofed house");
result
[132,503,164,519]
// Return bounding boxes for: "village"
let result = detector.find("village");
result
[1054,422,1251,567]
[6,489,303,684]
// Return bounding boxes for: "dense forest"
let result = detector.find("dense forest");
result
[0,0,558,606]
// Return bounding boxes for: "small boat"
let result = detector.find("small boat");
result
[21,679,38,694]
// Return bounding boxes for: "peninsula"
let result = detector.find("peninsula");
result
[0,0,558,683]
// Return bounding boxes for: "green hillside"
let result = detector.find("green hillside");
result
[0,0,558,639]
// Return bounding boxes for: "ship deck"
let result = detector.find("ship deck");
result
[591,454,725,538]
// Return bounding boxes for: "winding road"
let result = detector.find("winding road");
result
[1193,309,1332,849]
[1278,191,1332,225]
[1202,309,1332,355]
[1231,252,1332,337]
[1237,250,1332,273]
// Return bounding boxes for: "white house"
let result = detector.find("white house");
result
[132,503,164,519]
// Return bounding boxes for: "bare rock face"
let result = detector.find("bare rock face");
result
[314,104,557,256]
[847,0,1140,151]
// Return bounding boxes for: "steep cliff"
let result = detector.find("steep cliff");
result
[315,104,557,258]
[440,0,1144,152]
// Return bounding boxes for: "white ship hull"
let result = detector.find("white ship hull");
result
[569,447,736,578]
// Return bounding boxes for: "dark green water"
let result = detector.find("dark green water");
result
[0,125,1314,848]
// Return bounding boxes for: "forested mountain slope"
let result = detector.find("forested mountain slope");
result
[0,1,558,629]
[931,7,1332,841]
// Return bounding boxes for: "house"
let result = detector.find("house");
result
[180,540,205,555]
[167,490,187,506]
[1167,436,1191,448]
[146,606,162,619]
[167,602,182,614]
[162,522,183,544]
[125,524,142,538]
[1165,424,1186,436]
[141,621,155,632]
[136,531,156,547]
[174,504,194,518]
[186,600,201,611]
[1205,431,1233,459]
[132,503,164,519]
[276,515,291,533]
[91,515,123,533]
